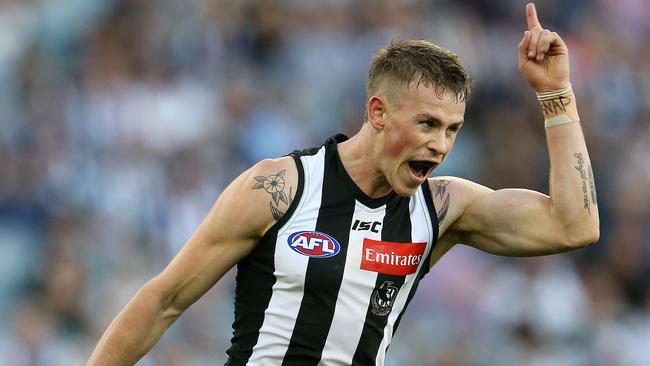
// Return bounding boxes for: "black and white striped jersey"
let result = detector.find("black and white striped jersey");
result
[226,134,439,366]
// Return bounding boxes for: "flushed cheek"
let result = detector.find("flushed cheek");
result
[383,126,420,159]
[389,144,421,184]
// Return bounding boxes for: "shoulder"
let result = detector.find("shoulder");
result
[249,156,299,185]
[423,176,494,266]
[248,156,299,198]
[246,156,300,232]
[427,176,493,235]
[170,157,299,263]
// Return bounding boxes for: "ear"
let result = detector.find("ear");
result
[367,96,386,130]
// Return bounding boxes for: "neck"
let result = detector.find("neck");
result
[337,124,393,198]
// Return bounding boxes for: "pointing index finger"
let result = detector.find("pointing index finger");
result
[526,3,542,30]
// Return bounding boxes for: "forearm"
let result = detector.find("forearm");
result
[543,87,599,245]
[87,279,178,365]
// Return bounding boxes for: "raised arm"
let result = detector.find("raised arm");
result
[435,3,599,257]
[87,157,297,365]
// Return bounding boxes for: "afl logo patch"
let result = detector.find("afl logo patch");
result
[287,231,341,258]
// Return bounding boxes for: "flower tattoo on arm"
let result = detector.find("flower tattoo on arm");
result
[252,169,294,221]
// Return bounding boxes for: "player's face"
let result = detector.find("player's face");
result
[378,84,465,196]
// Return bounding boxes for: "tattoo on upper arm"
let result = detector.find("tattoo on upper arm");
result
[573,153,591,215]
[434,180,450,226]
[252,169,294,221]
[588,164,597,206]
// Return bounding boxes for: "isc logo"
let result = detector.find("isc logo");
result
[352,219,382,233]
[287,231,341,258]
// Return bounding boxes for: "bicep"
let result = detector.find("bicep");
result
[452,186,570,256]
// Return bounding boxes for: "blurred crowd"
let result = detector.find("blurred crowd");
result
[0,0,649,365]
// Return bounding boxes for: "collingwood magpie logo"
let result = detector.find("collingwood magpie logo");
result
[370,281,399,316]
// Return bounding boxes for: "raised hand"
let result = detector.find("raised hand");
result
[518,3,570,92]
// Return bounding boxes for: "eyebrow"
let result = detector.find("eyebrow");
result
[416,113,464,127]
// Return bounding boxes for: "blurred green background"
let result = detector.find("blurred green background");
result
[0,0,649,365]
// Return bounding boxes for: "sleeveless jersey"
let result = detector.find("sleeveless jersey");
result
[226,134,439,366]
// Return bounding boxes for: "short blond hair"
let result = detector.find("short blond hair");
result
[367,40,472,103]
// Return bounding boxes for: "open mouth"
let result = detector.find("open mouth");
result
[408,160,436,180]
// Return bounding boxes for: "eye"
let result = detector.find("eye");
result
[446,125,461,134]
[419,120,434,128]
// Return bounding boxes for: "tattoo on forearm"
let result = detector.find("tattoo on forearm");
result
[434,180,450,226]
[588,164,597,206]
[252,169,294,221]
[540,96,572,118]
[573,153,591,215]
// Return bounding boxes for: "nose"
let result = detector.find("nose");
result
[426,131,449,156]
